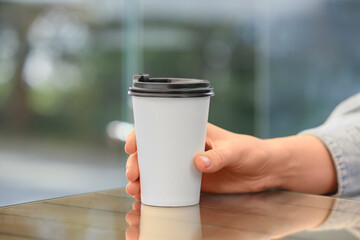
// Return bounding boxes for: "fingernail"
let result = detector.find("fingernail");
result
[200,156,211,168]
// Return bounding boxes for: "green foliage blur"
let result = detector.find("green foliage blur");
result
[0,2,256,144]
[142,20,255,134]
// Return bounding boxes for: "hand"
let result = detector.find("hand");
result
[125,123,280,197]
[125,123,337,198]
[194,124,337,194]
[192,123,279,193]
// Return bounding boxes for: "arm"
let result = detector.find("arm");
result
[193,93,360,196]
[267,135,337,195]
[190,125,337,195]
[296,93,360,197]
[125,125,338,197]
[125,93,360,198]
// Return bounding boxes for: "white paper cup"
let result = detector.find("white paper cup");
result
[129,74,214,207]
[139,204,202,240]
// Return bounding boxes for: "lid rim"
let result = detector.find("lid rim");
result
[129,87,214,93]
[129,74,214,98]
[129,91,214,98]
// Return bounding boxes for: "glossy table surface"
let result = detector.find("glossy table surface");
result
[0,188,360,240]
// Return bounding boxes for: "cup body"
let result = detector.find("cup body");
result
[132,96,210,206]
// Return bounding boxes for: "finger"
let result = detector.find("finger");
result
[125,130,137,154]
[133,193,141,201]
[194,149,226,173]
[126,180,140,196]
[206,122,232,139]
[126,153,139,181]
[125,225,140,240]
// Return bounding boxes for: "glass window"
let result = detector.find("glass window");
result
[0,0,359,205]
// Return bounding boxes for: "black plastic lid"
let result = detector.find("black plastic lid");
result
[128,74,215,98]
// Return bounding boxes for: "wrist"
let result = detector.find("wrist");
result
[264,137,297,190]
[266,135,337,194]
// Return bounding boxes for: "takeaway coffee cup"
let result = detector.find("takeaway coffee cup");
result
[128,74,214,207]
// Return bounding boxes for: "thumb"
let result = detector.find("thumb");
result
[194,149,226,173]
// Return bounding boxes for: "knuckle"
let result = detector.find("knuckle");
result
[126,157,132,169]
[126,183,131,193]
[212,149,225,167]
[126,153,138,168]
[126,172,133,181]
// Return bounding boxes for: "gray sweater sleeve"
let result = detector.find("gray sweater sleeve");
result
[298,93,360,197]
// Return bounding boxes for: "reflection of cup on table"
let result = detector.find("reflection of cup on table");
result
[139,204,202,240]
[129,74,214,207]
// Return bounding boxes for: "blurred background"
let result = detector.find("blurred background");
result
[0,0,360,206]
